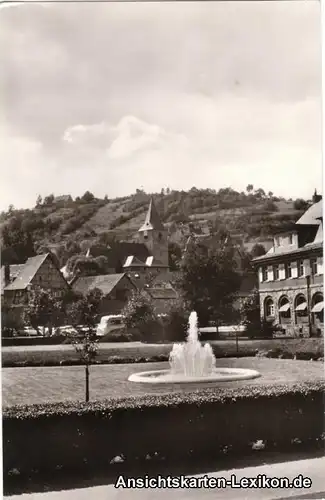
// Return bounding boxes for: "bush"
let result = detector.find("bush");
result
[3,381,324,478]
[99,331,139,343]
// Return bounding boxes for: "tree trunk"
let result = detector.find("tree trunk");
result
[85,365,89,402]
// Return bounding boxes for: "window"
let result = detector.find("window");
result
[274,236,280,247]
[273,265,279,280]
[13,291,23,304]
[295,294,307,319]
[265,298,275,318]
[298,260,304,277]
[262,267,268,281]
[311,293,324,324]
[288,234,293,245]
[285,262,292,279]
[310,258,318,275]
[279,296,291,320]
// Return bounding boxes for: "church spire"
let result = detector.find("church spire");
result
[138,197,164,232]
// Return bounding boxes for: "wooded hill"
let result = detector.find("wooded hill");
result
[0,186,312,268]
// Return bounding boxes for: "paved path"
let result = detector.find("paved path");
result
[6,457,325,500]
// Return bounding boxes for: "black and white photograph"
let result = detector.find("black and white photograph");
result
[1,0,324,499]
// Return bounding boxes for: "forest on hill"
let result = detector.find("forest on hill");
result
[0,185,313,270]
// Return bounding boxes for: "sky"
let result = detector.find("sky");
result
[0,0,322,211]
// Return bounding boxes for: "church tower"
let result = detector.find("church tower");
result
[138,197,169,268]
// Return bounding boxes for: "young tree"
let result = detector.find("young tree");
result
[239,289,261,337]
[66,288,103,402]
[179,238,242,328]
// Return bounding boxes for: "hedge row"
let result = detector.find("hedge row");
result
[2,338,324,367]
[3,381,324,477]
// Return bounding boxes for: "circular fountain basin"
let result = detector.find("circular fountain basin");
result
[128,368,261,384]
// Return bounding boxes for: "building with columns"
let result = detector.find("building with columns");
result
[252,199,323,337]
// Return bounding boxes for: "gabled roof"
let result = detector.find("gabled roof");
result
[90,242,149,269]
[4,254,50,291]
[296,199,322,226]
[138,197,164,232]
[72,273,134,296]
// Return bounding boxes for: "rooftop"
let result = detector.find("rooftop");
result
[3,254,50,291]
[72,273,133,296]
[296,199,322,226]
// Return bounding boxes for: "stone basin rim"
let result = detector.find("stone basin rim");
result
[128,368,261,384]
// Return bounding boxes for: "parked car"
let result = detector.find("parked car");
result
[96,315,125,337]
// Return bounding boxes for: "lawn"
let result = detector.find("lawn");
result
[2,357,324,407]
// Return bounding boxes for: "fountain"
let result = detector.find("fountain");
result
[128,311,261,384]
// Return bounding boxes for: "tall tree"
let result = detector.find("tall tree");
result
[179,238,242,328]
[23,288,63,335]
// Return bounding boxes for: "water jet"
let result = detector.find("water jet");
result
[128,311,261,384]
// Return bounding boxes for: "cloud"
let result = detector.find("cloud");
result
[63,116,189,162]
[0,1,322,209]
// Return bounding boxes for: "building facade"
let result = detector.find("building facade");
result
[252,200,323,337]
[72,273,137,315]
[1,253,70,330]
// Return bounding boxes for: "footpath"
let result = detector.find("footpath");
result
[6,456,325,500]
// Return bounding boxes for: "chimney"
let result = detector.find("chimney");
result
[4,263,10,286]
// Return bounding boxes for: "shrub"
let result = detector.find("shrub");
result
[3,381,324,478]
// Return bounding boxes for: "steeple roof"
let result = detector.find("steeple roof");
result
[138,197,164,232]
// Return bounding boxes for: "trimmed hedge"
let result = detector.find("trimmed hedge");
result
[2,338,324,367]
[2,336,68,347]
[3,381,325,477]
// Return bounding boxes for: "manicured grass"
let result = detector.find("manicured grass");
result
[2,357,324,407]
[2,338,323,367]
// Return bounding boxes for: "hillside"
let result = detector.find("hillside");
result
[0,187,310,268]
